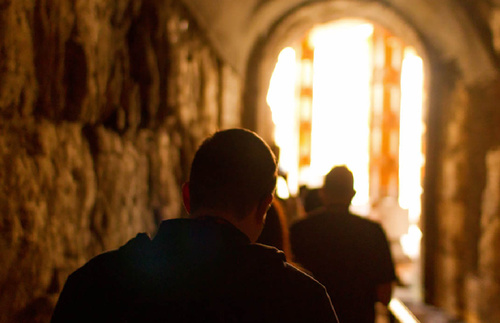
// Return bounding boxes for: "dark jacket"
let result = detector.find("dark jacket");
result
[291,208,396,323]
[52,216,338,322]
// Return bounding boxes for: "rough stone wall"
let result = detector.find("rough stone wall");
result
[476,14,500,322]
[434,75,469,318]
[431,65,500,322]
[478,148,500,323]
[0,0,241,322]
[418,3,500,321]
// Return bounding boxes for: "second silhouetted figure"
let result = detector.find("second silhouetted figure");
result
[291,165,396,323]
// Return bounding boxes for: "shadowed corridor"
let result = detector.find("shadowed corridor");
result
[2,1,500,322]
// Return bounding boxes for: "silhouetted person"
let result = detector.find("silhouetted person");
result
[290,165,396,323]
[51,128,338,323]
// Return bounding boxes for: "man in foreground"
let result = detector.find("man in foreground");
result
[291,165,396,323]
[52,128,338,322]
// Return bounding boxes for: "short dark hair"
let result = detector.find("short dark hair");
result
[324,165,354,195]
[189,128,277,218]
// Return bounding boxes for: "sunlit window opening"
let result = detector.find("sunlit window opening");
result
[266,47,299,195]
[267,19,425,262]
[399,48,424,223]
[308,21,372,209]
[399,47,424,259]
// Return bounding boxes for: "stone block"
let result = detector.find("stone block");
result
[220,65,242,129]
[0,119,96,321]
[147,130,182,221]
[0,1,37,117]
[441,153,467,201]
[478,277,500,323]
[434,254,464,318]
[480,148,500,281]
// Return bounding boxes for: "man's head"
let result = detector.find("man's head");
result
[321,165,356,207]
[183,129,277,239]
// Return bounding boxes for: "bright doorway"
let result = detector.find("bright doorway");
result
[267,19,425,299]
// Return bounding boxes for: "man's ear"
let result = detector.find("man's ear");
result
[182,182,191,214]
[256,193,273,223]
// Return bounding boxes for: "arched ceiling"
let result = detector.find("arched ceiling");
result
[181,0,497,85]
[181,0,304,71]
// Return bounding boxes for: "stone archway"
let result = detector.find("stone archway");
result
[242,0,498,310]
[245,1,429,140]
[244,0,496,141]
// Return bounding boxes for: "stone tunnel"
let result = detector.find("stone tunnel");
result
[2,0,500,322]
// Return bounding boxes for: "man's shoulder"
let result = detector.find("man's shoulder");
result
[348,213,385,232]
[69,232,152,281]
[246,243,325,289]
[70,250,118,278]
[290,208,329,230]
[281,263,339,322]
[245,243,286,271]
[283,262,324,288]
